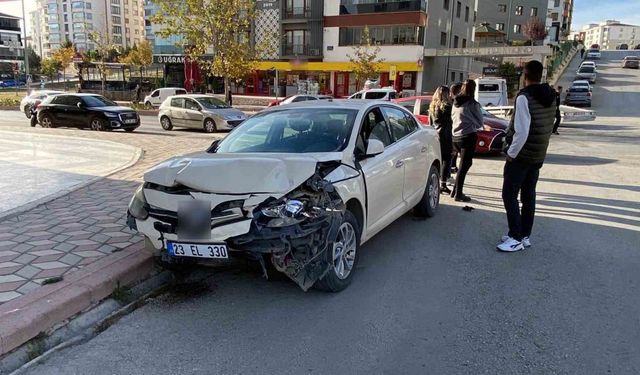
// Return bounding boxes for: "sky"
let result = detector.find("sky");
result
[2,0,640,36]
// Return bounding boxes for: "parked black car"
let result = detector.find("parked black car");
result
[36,94,140,132]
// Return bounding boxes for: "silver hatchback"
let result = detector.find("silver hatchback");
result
[158,95,247,132]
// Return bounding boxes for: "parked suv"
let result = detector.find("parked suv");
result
[158,94,247,132]
[36,94,140,131]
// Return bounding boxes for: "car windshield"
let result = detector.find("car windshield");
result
[195,97,230,109]
[478,83,500,92]
[364,92,389,99]
[82,95,118,107]
[579,67,595,73]
[213,108,357,153]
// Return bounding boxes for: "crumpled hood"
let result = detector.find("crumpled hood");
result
[144,152,343,195]
[520,83,557,107]
[205,108,246,120]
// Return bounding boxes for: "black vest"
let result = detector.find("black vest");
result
[505,87,556,164]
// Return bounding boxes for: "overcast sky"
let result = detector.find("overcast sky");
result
[2,0,640,36]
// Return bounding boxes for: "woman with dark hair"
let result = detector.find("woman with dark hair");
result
[449,82,463,173]
[429,86,454,194]
[450,79,484,202]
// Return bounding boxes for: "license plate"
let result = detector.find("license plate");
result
[167,241,228,259]
[125,119,137,124]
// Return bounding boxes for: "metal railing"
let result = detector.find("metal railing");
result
[282,44,321,57]
[284,7,311,19]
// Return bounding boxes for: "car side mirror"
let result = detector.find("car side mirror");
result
[207,139,220,153]
[359,139,385,160]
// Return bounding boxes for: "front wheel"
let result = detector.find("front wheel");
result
[414,164,440,218]
[40,113,54,128]
[160,116,173,131]
[315,211,360,293]
[203,118,217,133]
[90,117,106,131]
[25,106,32,119]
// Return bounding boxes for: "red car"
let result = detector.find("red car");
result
[394,96,508,154]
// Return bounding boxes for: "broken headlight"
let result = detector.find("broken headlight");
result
[260,199,306,227]
[128,184,149,219]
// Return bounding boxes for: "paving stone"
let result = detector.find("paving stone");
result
[33,253,65,263]
[97,244,117,253]
[0,281,25,292]
[27,231,54,240]
[0,261,20,269]
[53,243,77,252]
[16,265,41,279]
[0,291,21,303]
[32,261,68,270]
[0,265,22,276]
[12,243,34,253]
[89,233,111,243]
[30,249,63,257]
[0,240,17,247]
[50,234,71,242]
[76,250,104,258]
[59,253,82,266]
[37,267,69,279]
[27,239,57,247]
[12,253,37,264]
[8,234,30,242]
[69,239,98,246]
[16,281,40,294]
[0,274,25,283]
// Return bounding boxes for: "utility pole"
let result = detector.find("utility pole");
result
[21,0,30,91]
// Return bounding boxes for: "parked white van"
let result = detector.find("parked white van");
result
[144,87,187,108]
[474,78,508,107]
[348,87,397,100]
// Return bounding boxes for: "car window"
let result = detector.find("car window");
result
[397,99,416,113]
[307,96,318,101]
[291,96,307,103]
[82,95,118,107]
[184,98,201,111]
[359,107,392,151]
[579,67,595,73]
[214,108,357,153]
[364,91,388,100]
[479,84,500,92]
[383,106,417,141]
[57,95,80,106]
[170,97,185,108]
[350,92,362,99]
[418,100,431,116]
[151,90,159,97]
[176,89,187,95]
[195,96,230,109]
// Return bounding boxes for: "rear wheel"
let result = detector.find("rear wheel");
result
[315,211,360,293]
[40,113,54,128]
[90,117,106,131]
[203,118,217,133]
[414,164,440,218]
[144,101,152,109]
[25,105,32,119]
[160,116,173,131]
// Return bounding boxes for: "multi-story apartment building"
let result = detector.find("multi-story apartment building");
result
[582,20,639,50]
[31,0,145,58]
[476,0,548,43]
[0,12,24,73]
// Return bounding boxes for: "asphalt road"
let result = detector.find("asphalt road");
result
[20,52,640,375]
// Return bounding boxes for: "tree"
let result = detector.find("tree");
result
[26,47,41,73]
[523,17,547,46]
[41,58,61,82]
[347,26,384,91]
[119,40,153,84]
[151,0,269,103]
[498,61,519,97]
[52,45,75,89]
[88,31,118,95]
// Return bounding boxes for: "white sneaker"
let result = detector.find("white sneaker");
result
[501,235,531,248]
[497,237,525,252]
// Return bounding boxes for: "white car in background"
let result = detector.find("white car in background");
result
[586,49,601,59]
[349,88,397,100]
[20,90,64,118]
[128,100,441,292]
[143,87,187,108]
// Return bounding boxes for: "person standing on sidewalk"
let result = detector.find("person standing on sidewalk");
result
[580,47,585,59]
[429,86,454,194]
[450,80,484,202]
[497,60,557,252]
[449,82,463,174]
[553,86,562,135]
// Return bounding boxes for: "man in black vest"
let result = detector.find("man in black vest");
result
[498,60,556,252]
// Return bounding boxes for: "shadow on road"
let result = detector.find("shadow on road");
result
[543,153,617,166]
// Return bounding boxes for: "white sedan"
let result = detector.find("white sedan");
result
[127,100,442,292]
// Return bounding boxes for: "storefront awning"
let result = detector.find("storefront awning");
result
[254,61,422,72]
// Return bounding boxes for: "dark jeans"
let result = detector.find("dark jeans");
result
[553,112,561,132]
[439,132,453,183]
[452,133,477,198]
[502,159,543,241]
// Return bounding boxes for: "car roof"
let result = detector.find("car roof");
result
[572,80,590,84]
[263,99,403,111]
[157,87,185,90]
[394,95,433,101]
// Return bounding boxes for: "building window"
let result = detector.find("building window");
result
[135,29,139,35]
[71,1,84,10]
[465,6,469,22]
[450,71,455,82]
[459,72,464,81]
[515,6,523,15]
[453,35,459,48]
[72,12,84,21]
[113,35,122,44]
[496,23,505,31]
[63,4,67,12]
[440,32,447,46]
[462,38,467,48]
[112,16,121,24]
[514,24,522,33]
[554,0,560,6]
[64,24,69,32]
[48,14,59,22]
[86,13,92,20]
[113,26,122,34]
[531,7,537,17]
[111,6,121,14]
[338,25,424,46]
[443,0,449,10]
[456,1,461,17]
[111,0,119,3]
[285,0,309,18]
[551,13,558,21]
[284,29,308,54]
[125,18,130,23]
[47,3,58,12]
[85,2,91,9]
[498,4,506,12]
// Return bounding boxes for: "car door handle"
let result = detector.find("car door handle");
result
[395,160,404,168]
[421,146,428,153]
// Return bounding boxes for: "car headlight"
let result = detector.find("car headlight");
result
[128,184,148,219]
[260,199,306,227]
[105,112,118,117]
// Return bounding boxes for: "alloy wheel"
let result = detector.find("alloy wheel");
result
[90,119,104,131]
[40,116,52,128]
[332,222,357,280]
[161,117,172,130]
[204,119,216,133]
[428,170,440,210]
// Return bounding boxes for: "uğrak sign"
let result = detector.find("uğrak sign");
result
[424,45,552,57]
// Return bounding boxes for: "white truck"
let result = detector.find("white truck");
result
[474,78,508,107]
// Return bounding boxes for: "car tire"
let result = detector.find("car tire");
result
[90,117,106,131]
[160,116,173,131]
[203,118,217,133]
[25,105,32,119]
[39,113,54,128]
[414,164,440,218]
[315,210,360,293]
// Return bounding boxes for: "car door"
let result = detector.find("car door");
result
[149,90,160,106]
[183,98,204,129]
[66,96,87,126]
[381,106,429,203]
[169,97,185,126]
[357,106,405,233]
[56,95,80,125]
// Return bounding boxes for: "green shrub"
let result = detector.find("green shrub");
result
[0,97,20,106]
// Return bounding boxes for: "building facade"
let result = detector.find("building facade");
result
[476,0,548,43]
[31,0,145,58]
[582,21,639,50]
[0,12,24,74]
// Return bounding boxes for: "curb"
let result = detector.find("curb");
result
[549,47,578,86]
[0,131,143,222]
[0,240,153,357]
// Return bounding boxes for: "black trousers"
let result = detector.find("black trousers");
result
[438,132,453,183]
[502,159,543,241]
[452,133,477,198]
[553,112,561,133]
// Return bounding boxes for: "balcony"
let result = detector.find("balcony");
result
[282,44,322,58]
[283,7,311,19]
[340,0,425,15]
